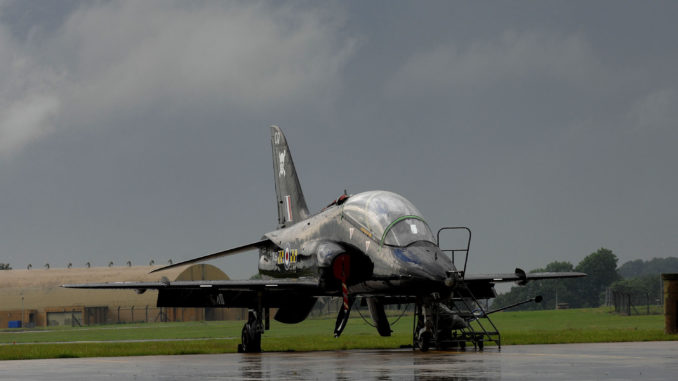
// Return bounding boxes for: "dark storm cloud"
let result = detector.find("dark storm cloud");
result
[1,0,677,278]
[0,0,357,274]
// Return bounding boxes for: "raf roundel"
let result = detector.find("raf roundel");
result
[284,248,291,270]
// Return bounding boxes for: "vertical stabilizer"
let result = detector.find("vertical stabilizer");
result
[270,125,309,226]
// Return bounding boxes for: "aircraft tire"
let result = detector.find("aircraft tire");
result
[251,331,262,353]
[241,323,262,353]
[418,331,431,352]
[241,326,249,352]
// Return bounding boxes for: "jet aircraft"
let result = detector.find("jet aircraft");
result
[64,126,585,352]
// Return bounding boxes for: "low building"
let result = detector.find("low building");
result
[0,264,246,328]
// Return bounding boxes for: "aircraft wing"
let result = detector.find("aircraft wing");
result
[463,270,586,283]
[62,278,319,291]
[456,269,585,299]
[62,278,322,309]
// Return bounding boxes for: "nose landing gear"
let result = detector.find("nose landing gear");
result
[413,300,437,352]
[413,294,500,352]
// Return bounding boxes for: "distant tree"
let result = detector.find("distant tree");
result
[644,257,678,275]
[618,259,644,278]
[491,283,531,311]
[0,263,11,270]
[492,261,579,311]
[612,257,678,307]
[610,274,662,303]
[618,257,678,278]
[543,261,575,273]
[574,248,620,307]
[493,248,622,310]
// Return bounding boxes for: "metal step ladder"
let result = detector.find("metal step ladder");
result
[449,283,501,350]
[437,227,501,350]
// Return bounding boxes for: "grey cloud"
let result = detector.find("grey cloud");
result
[1,1,677,279]
[385,30,606,97]
[627,89,677,133]
[0,94,59,156]
[2,0,357,154]
[0,18,61,155]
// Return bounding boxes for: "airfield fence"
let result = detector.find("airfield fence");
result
[63,301,413,327]
[91,301,407,325]
[78,306,177,325]
[76,306,247,326]
[610,291,662,316]
[114,306,168,324]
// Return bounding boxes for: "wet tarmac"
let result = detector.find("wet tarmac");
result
[1,341,676,380]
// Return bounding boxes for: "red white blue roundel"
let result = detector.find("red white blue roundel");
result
[284,248,291,270]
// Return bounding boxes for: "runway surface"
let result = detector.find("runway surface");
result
[1,341,676,380]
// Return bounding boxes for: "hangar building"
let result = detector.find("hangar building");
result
[0,264,246,328]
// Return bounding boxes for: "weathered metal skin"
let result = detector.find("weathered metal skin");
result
[259,189,457,298]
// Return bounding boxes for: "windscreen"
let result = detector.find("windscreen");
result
[342,191,435,247]
[383,217,435,247]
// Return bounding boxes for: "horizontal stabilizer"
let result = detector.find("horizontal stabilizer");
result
[149,239,273,273]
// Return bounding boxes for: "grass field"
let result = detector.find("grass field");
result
[1,307,675,360]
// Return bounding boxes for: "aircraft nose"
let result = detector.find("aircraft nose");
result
[392,244,448,281]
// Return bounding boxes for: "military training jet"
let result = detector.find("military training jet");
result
[64,126,585,352]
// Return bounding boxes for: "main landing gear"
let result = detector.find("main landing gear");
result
[238,310,263,353]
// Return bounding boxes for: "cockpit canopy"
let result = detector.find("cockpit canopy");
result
[342,191,436,247]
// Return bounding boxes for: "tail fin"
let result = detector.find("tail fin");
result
[270,125,309,227]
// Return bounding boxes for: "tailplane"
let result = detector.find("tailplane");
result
[270,125,309,227]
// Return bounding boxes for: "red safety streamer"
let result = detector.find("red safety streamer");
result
[333,254,351,310]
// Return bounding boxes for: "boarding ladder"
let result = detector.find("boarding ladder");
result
[437,227,501,350]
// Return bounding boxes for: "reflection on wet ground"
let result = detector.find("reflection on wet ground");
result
[0,342,676,380]
[235,349,494,380]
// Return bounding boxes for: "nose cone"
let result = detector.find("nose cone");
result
[391,243,450,281]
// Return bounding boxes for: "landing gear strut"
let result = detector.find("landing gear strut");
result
[413,297,465,352]
[413,301,434,352]
[238,310,263,353]
[413,293,502,352]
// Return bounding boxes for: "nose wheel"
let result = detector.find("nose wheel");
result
[417,328,432,352]
[413,299,456,352]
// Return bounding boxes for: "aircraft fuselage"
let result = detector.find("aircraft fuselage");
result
[259,190,456,297]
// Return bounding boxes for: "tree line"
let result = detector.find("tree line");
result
[491,248,678,310]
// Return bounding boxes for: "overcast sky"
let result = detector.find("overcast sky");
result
[1,1,677,279]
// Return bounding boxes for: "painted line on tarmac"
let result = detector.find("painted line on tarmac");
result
[0,337,236,345]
